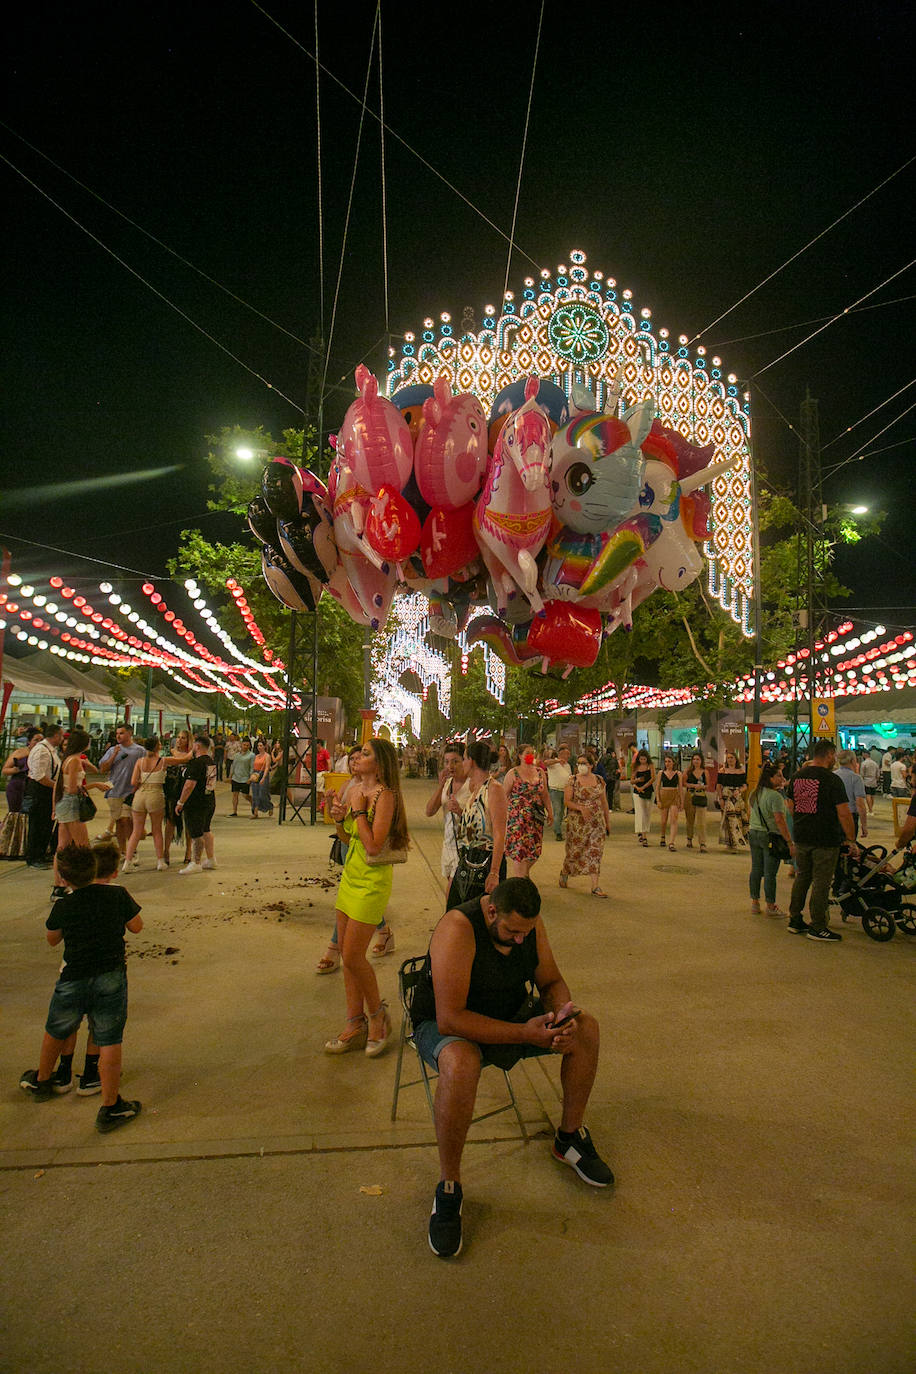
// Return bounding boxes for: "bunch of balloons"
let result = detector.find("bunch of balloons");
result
[251,364,738,675]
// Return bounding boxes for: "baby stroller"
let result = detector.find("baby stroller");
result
[834,844,916,942]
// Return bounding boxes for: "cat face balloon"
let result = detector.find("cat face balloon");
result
[548,402,652,535]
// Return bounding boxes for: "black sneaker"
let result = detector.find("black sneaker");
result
[806,927,842,942]
[19,1069,54,1101]
[552,1127,614,1187]
[77,1066,102,1096]
[95,1097,142,1133]
[51,1062,73,1094]
[50,885,68,900]
[428,1180,463,1257]
[787,919,811,934]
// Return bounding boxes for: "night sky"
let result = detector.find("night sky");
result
[2,2,914,630]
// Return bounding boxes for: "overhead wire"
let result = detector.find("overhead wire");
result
[707,293,916,349]
[688,154,916,346]
[248,0,543,272]
[319,5,380,408]
[821,377,916,450]
[0,148,308,417]
[502,0,545,305]
[0,118,318,355]
[752,257,916,378]
[378,2,390,351]
[821,399,916,480]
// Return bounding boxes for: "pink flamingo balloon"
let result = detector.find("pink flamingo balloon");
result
[473,376,552,614]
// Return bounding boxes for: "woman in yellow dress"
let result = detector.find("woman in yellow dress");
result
[325,737,409,1057]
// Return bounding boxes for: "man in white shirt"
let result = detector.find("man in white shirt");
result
[545,746,572,841]
[859,752,879,813]
[426,742,466,886]
[24,724,63,868]
[880,750,893,795]
[835,751,868,840]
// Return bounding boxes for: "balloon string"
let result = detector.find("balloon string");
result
[502,1,545,308]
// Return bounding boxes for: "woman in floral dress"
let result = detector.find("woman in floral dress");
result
[559,753,611,897]
[504,749,553,877]
[716,750,748,852]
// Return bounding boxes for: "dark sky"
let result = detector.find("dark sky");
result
[2,1,914,624]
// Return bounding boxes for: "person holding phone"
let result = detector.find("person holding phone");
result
[411,876,613,1259]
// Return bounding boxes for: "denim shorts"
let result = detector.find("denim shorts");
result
[55,793,82,824]
[414,1013,550,1072]
[45,967,128,1046]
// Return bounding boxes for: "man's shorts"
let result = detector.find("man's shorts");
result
[414,1017,552,1072]
[865,786,877,796]
[45,967,128,1046]
[107,795,132,822]
[184,795,216,840]
[231,780,250,795]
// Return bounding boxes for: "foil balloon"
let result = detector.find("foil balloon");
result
[364,485,422,564]
[261,545,319,613]
[473,376,552,615]
[336,364,413,493]
[420,503,479,581]
[277,509,329,583]
[247,495,277,546]
[489,377,570,432]
[414,377,488,509]
[526,601,603,671]
[548,407,648,534]
[261,457,303,522]
[391,382,434,445]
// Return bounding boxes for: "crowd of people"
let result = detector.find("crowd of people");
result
[6,717,915,1253]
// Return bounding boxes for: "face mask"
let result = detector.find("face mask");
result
[523,752,535,765]
[577,763,589,774]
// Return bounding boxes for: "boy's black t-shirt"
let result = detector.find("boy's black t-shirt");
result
[183,755,216,809]
[46,885,141,981]
[787,766,848,846]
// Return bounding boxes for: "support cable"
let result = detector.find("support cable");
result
[378,1,390,348]
[688,154,916,346]
[502,0,545,306]
[821,399,916,480]
[821,376,915,450]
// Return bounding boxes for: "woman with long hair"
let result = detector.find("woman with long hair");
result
[249,737,274,818]
[325,737,408,1057]
[630,748,656,847]
[492,743,512,784]
[162,729,194,866]
[445,740,508,907]
[317,745,394,972]
[503,747,553,878]
[747,761,794,914]
[51,729,110,896]
[559,752,611,896]
[1,726,42,860]
[122,736,167,871]
[682,751,709,852]
[655,753,683,852]
[716,750,748,852]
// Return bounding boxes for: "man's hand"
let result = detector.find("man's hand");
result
[527,1003,579,1053]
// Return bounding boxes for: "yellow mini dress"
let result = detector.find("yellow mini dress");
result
[337,797,393,925]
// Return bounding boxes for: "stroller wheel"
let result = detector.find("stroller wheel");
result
[862,907,896,942]
[897,906,916,936]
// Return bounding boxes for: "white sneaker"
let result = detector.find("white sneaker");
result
[179,861,203,875]
[156,859,168,871]
[121,859,139,873]
[201,859,217,870]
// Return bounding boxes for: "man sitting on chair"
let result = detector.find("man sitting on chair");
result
[411,876,613,1258]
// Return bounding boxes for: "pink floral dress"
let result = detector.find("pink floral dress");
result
[561,776,607,877]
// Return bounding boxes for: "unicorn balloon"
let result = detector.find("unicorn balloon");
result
[473,376,552,615]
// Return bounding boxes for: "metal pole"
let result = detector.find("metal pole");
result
[141,664,152,737]
[745,383,763,791]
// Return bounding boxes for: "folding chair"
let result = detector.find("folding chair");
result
[390,955,530,1142]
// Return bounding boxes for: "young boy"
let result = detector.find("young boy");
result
[19,841,144,1133]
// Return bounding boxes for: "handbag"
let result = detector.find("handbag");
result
[77,787,97,823]
[450,845,492,904]
[363,840,408,867]
[691,790,708,807]
[752,797,790,860]
[329,834,345,866]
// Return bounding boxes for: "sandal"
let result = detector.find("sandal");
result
[699,844,707,853]
[668,844,676,852]
[316,946,340,975]
[371,927,396,959]
[558,873,568,888]
[591,886,608,898]
[365,1001,392,1058]
[324,1014,368,1054]
[639,834,648,847]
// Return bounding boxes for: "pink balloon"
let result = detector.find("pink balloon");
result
[335,364,413,493]
[414,377,488,509]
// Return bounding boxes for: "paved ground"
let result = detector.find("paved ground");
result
[1,781,913,1374]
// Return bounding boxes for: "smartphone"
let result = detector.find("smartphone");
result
[549,1006,581,1031]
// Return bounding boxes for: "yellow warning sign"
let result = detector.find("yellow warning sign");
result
[811,698,836,739]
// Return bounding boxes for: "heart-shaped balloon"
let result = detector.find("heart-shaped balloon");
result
[364,485,421,563]
[420,502,479,580]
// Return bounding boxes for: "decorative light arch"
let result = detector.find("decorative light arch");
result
[387,248,754,634]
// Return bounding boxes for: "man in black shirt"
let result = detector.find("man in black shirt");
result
[413,876,612,1258]
[785,739,858,942]
[175,734,217,875]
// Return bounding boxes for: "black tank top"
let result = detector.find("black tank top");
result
[412,897,539,1026]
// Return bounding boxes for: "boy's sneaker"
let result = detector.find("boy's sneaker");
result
[806,927,842,942]
[201,858,217,870]
[179,861,203,875]
[96,1097,142,1133]
[156,859,168,871]
[19,1069,54,1101]
[428,1180,463,1257]
[552,1127,615,1187]
[121,859,139,873]
[787,918,811,934]
[77,1066,102,1096]
[51,1062,73,1094]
